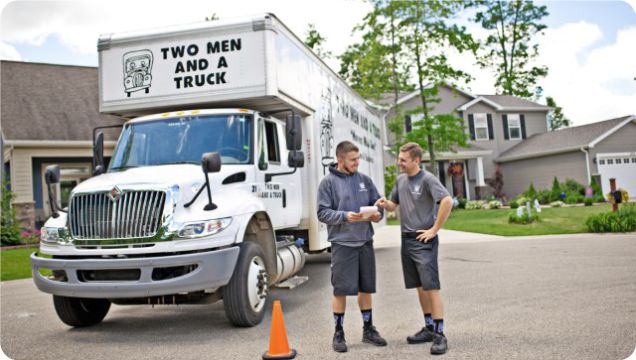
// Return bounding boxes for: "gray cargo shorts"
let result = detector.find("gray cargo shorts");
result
[330,241,376,296]
[401,233,441,290]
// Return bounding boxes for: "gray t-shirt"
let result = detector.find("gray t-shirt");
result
[390,170,450,232]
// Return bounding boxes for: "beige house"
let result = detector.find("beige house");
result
[381,84,636,200]
[1,61,124,230]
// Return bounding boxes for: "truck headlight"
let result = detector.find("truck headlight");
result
[41,227,71,245]
[178,218,232,238]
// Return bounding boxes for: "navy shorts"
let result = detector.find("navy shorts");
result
[331,241,376,296]
[401,234,441,290]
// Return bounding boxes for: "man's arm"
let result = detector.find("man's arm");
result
[375,197,398,212]
[416,195,453,242]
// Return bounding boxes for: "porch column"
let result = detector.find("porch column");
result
[476,156,485,186]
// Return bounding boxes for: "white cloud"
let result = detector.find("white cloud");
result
[0,40,21,60]
[536,22,636,125]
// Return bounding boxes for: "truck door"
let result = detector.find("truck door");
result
[256,117,302,229]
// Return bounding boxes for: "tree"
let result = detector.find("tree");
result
[546,96,570,131]
[486,165,505,200]
[474,0,549,98]
[304,23,332,60]
[393,0,477,177]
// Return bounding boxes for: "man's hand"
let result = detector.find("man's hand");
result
[416,228,438,243]
[370,212,382,222]
[346,212,363,222]
[374,197,387,209]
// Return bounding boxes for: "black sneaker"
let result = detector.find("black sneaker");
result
[362,326,387,346]
[407,326,434,344]
[430,333,448,355]
[332,329,347,352]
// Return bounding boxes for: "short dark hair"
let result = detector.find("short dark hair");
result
[400,142,422,161]
[336,141,359,159]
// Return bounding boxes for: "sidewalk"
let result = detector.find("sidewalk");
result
[373,224,636,248]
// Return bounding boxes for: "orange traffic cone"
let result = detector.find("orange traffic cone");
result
[263,300,297,359]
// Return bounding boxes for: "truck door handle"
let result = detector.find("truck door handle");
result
[283,189,287,208]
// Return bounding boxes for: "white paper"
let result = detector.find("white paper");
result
[360,206,378,220]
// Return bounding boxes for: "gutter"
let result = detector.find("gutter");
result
[580,147,591,185]
[3,140,118,148]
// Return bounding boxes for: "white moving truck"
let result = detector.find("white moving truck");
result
[31,13,385,327]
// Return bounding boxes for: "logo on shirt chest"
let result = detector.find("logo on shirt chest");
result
[359,182,367,192]
[410,184,422,196]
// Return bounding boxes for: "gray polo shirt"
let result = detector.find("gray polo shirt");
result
[390,170,450,232]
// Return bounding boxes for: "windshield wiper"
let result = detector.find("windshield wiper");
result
[162,161,199,165]
[109,165,140,172]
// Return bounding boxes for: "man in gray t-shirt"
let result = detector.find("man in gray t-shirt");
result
[376,142,453,355]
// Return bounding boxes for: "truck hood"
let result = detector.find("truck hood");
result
[72,164,249,195]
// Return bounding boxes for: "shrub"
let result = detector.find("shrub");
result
[551,177,562,202]
[384,165,398,198]
[1,179,22,246]
[516,196,527,206]
[524,183,537,200]
[594,194,606,203]
[590,178,603,197]
[537,190,552,205]
[488,200,502,209]
[509,212,539,224]
[584,197,593,206]
[509,200,519,209]
[550,201,565,208]
[564,178,585,196]
[465,200,484,210]
[565,195,579,204]
[585,203,636,233]
[457,197,467,209]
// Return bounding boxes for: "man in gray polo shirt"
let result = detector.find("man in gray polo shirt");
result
[317,140,387,353]
[376,142,453,355]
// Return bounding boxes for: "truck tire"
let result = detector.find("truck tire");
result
[223,241,269,327]
[53,295,111,327]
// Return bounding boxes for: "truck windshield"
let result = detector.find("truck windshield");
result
[109,114,253,171]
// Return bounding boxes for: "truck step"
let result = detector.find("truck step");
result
[274,275,308,289]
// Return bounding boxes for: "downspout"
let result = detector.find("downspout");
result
[580,146,591,185]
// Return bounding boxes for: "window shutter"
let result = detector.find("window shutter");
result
[405,115,412,133]
[468,114,475,140]
[487,114,494,140]
[502,114,509,140]
[520,114,527,139]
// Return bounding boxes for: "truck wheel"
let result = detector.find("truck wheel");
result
[223,241,269,327]
[53,295,111,327]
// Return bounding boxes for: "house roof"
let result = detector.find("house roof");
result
[1,61,125,143]
[457,94,550,112]
[496,115,636,163]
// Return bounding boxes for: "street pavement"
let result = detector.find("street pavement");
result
[1,227,635,360]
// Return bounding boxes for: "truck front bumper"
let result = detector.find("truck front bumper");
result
[30,247,239,299]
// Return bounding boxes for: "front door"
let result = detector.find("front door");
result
[448,162,466,198]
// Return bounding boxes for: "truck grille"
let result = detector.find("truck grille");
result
[69,191,166,240]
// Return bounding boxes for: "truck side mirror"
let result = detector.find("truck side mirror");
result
[202,152,221,173]
[286,114,302,151]
[45,165,61,218]
[288,151,304,168]
[93,132,105,175]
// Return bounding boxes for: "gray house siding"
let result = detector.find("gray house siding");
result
[464,104,549,181]
[500,151,588,198]
[588,121,636,175]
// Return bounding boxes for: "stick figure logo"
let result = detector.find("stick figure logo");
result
[123,50,153,97]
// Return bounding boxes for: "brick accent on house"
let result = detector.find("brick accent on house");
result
[13,201,35,232]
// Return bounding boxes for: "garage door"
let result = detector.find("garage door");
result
[597,153,636,197]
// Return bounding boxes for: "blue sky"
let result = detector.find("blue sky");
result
[1,0,635,125]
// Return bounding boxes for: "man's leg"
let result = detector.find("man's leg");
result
[417,287,435,331]
[358,243,386,346]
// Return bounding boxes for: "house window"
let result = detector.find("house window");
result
[624,158,630,164]
[616,158,621,164]
[607,159,614,165]
[599,159,605,165]
[507,114,522,140]
[632,158,636,163]
[474,113,489,141]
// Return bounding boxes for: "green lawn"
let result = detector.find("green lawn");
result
[1,247,39,281]
[388,204,614,236]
